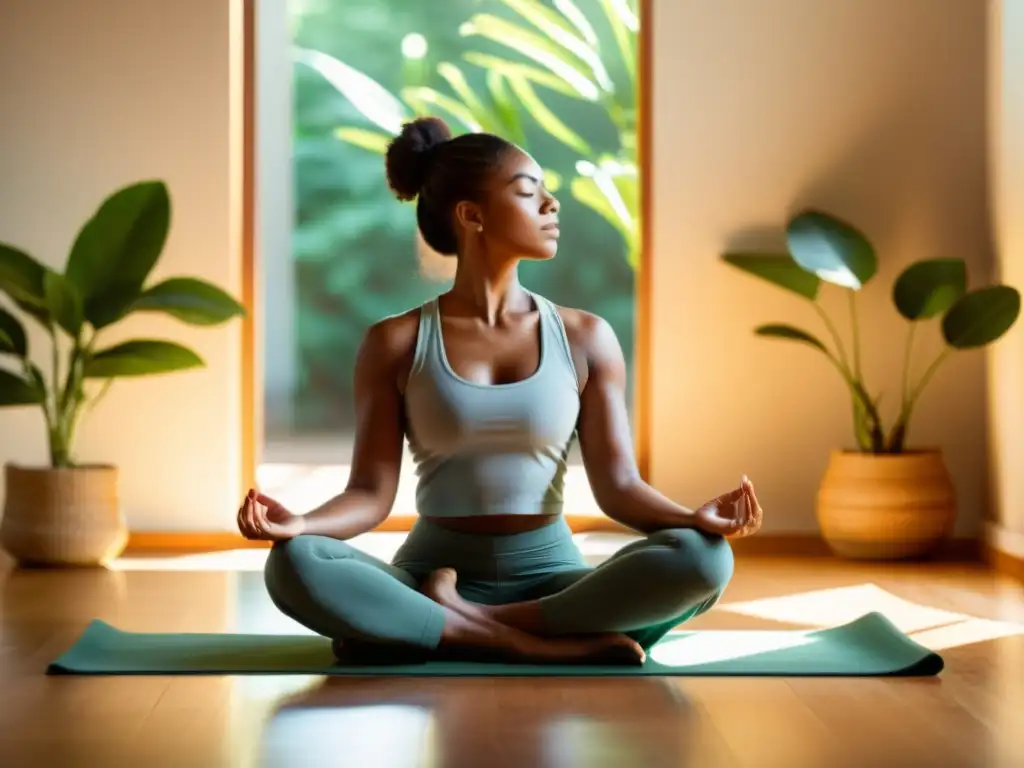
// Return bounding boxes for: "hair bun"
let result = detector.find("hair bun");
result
[385,116,453,201]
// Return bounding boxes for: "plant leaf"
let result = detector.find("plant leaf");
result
[507,75,592,155]
[497,0,614,92]
[892,258,967,320]
[755,324,829,352]
[553,0,600,47]
[941,286,1022,349]
[436,63,503,134]
[485,71,527,146]
[0,243,47,309]
[463,53,585,99]
[130,278,246,326]
[786,209,877,290]
[65,180,171,328]
[400,87,484,132]
[83,340,205,378]
[722,253,821,300]
[334,127,392,154]
[43,271,84,337]
[0,368,45,406]
[597,0,638,85]
[0,306,27,356]
[461,15,601,101]
[294,47,407,134]
[571,176,630,241]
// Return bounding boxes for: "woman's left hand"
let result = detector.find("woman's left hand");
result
[692,476,763,538]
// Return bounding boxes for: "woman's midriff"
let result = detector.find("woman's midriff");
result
[426,515,561,535]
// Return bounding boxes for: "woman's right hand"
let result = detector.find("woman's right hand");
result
[237,489,305,542]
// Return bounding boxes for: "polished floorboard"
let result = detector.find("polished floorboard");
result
[1,537,1023,768]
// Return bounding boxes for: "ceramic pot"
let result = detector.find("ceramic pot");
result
[816,449,955,560]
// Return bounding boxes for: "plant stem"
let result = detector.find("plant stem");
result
[847,290,862,378]
[900,322,917,408]
[906,347,952,413]
[812,303,850,371]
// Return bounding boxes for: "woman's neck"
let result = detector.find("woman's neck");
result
[449,250,529,324]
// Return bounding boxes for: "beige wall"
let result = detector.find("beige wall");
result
[1,0,995,535]
[986,0,1024,557]
[0,0,244,531]
[650,0,992,535]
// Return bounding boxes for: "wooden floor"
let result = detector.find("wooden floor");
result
[1,544,1022,768]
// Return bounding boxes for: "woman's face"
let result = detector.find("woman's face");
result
[470,149,561,261]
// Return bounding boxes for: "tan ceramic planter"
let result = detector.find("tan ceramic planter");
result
[1,463,128,567]
[816,449,956,560]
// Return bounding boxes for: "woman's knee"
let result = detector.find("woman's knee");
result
[264,535,352,594]
[647,527,734,596]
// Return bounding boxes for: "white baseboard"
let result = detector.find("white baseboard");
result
[985,522,1024,559]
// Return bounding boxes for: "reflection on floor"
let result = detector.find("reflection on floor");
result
[2,548,1023,767]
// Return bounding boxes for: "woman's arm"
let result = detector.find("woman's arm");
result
[288,313,414,540]
[569,311,703,534]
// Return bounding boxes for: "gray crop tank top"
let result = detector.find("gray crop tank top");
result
[403,291,581,518]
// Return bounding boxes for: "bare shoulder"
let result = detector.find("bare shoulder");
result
[552,305,624,362]
[357,306,422,389]
[551,304,626,391]
[363,307,420,355]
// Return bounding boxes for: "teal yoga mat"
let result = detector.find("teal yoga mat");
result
[47,612,942,677]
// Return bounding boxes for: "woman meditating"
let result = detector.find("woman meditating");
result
[238,116,763,665]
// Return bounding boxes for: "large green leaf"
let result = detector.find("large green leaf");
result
[0,306,27,356]
[786,210,877,290]
[0,368,45,406]
[0,243,47,309]
[130,278,246,326]
[83,340,205,378]
[722,253,821,300]
[507,75,592,155]
[941,286,1021,349]
[755,324,828,352]
[461,14,601,101]
[892,258,967,320]
[65,180,171,328]
[44,271,84,337]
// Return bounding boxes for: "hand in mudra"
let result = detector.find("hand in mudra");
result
[237,489,304,542]
[693,476,763,538]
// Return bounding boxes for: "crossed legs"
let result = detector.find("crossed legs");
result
[265,527,733,664]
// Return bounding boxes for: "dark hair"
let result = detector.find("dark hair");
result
[385,116,515,255]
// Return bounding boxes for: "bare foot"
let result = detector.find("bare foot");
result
[423,569,645,666]
[421,567,492,622]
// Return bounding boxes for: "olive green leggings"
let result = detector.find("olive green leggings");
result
[264,516,734,652]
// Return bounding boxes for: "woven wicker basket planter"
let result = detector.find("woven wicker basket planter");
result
[1,464,127,567]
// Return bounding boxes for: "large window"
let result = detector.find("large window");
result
[259,0,642,517]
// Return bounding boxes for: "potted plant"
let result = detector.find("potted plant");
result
[0,180,245,567]
[722,209,1021,560]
